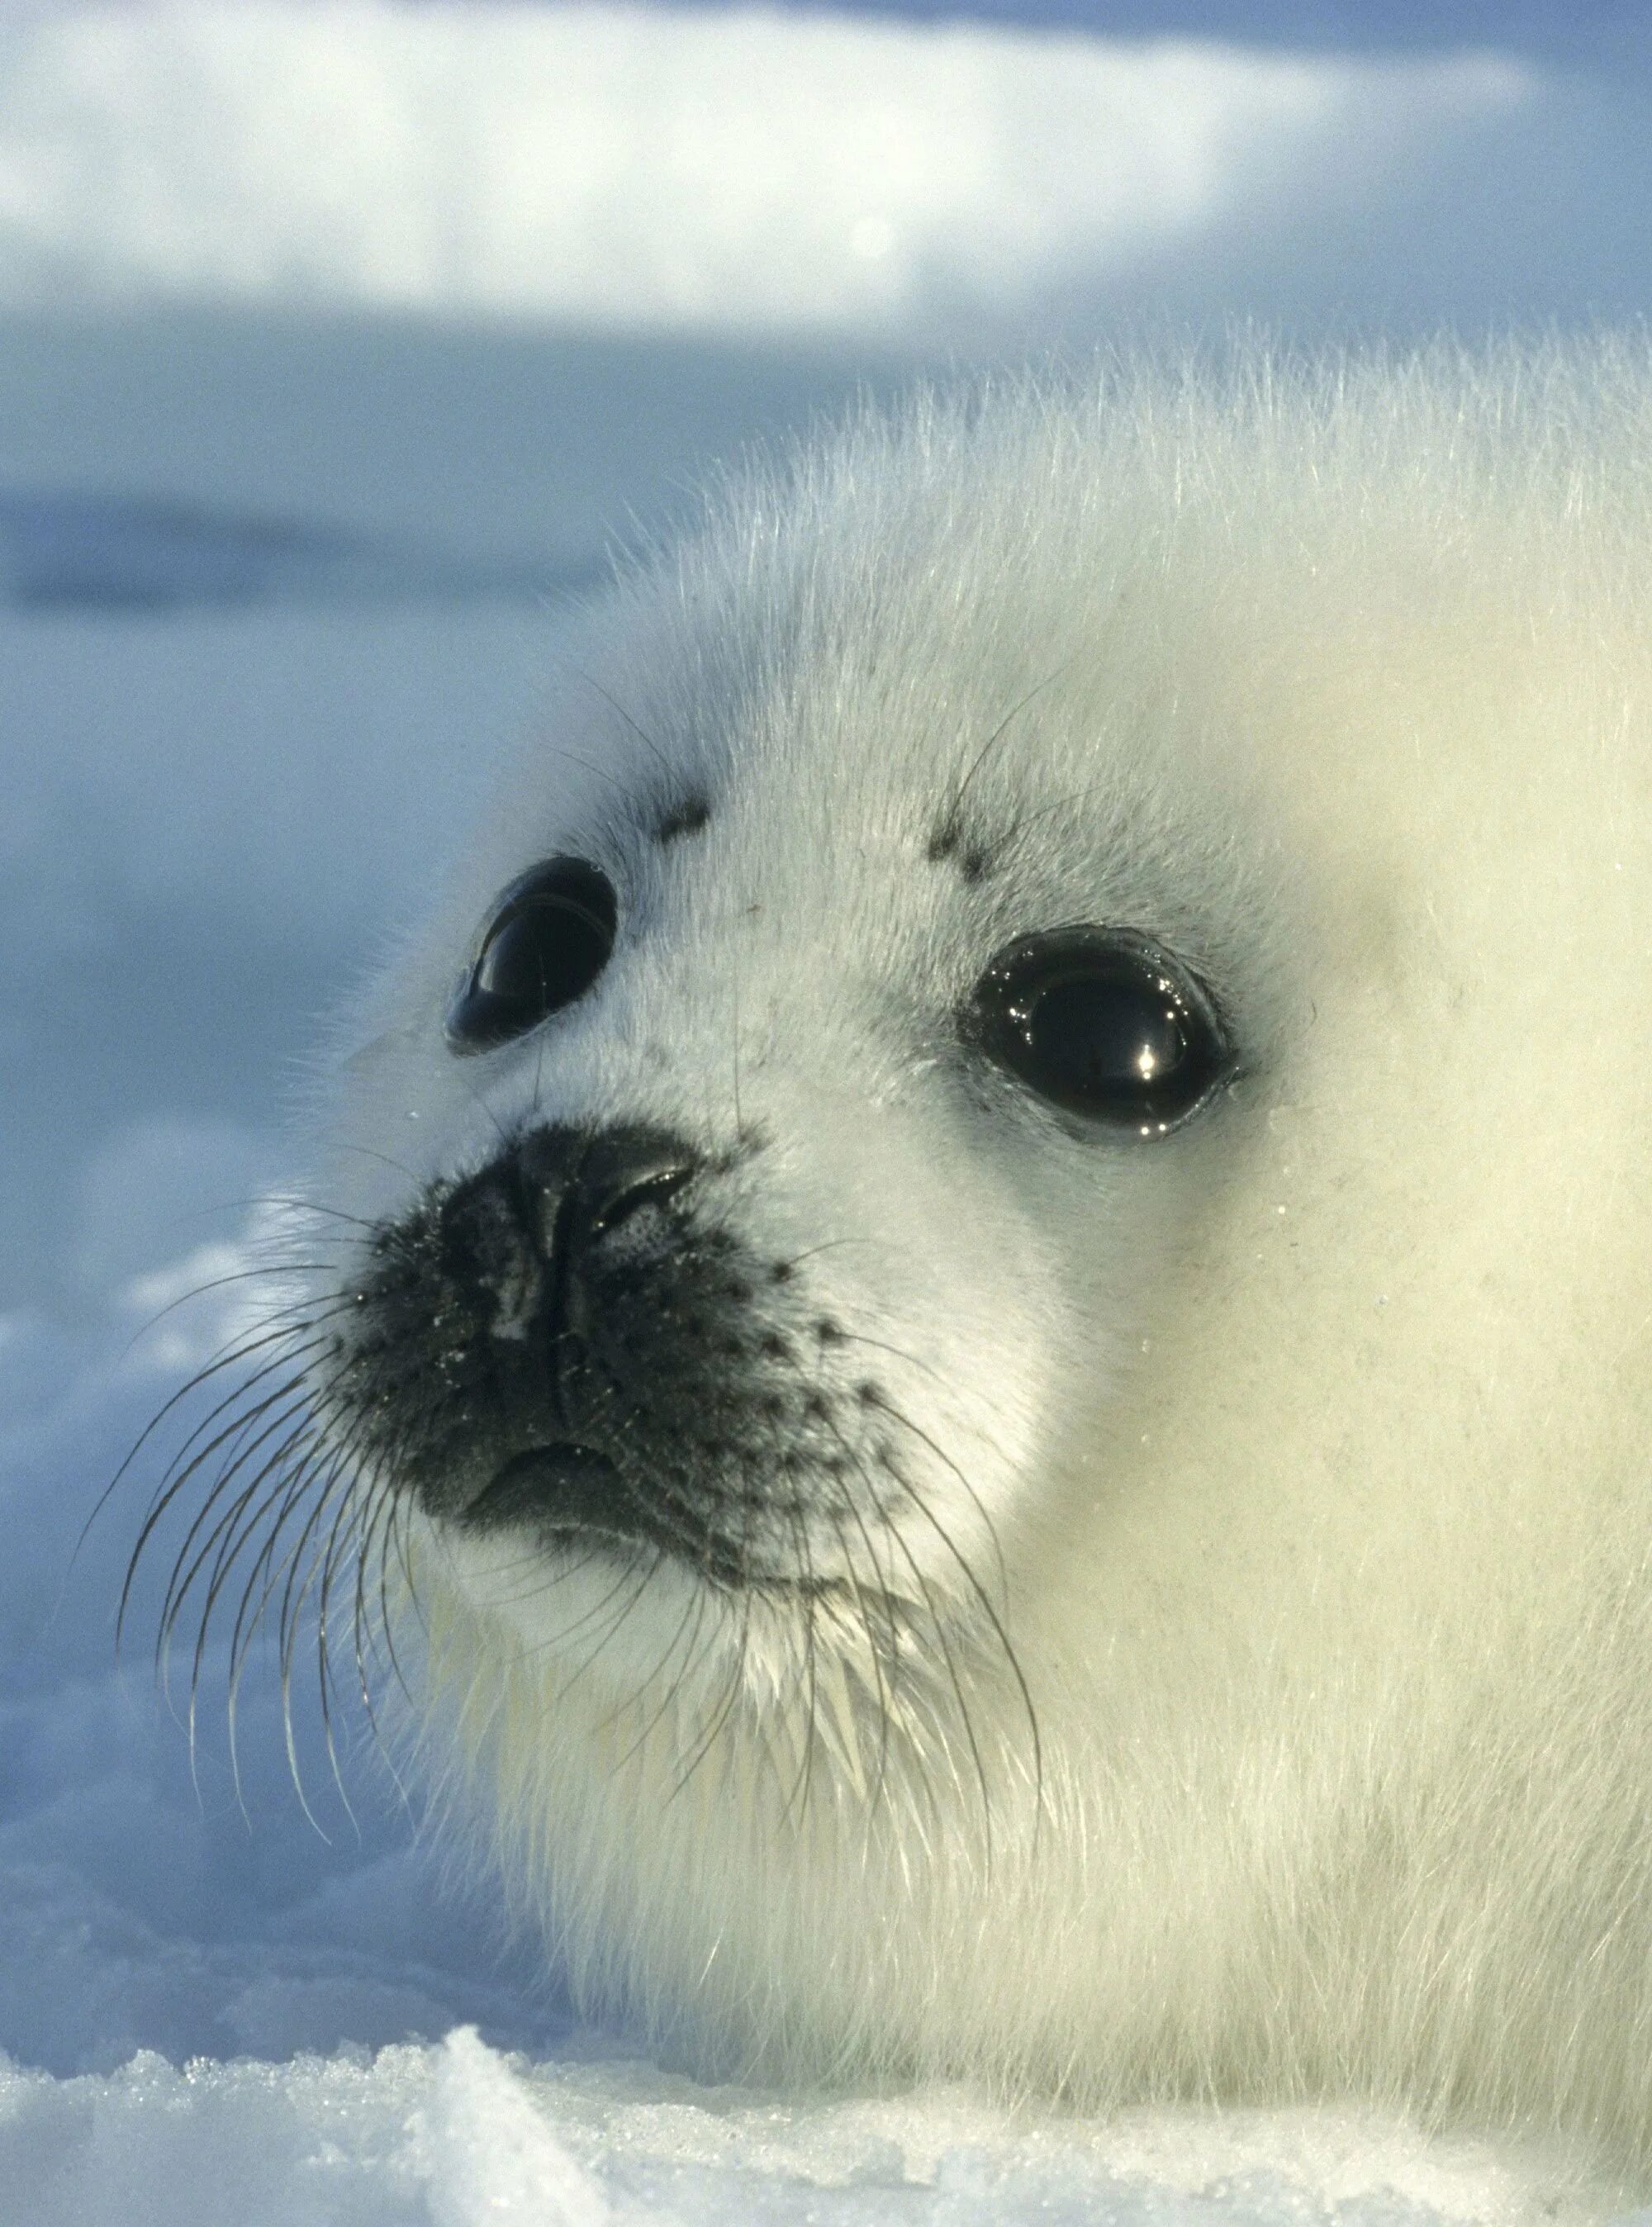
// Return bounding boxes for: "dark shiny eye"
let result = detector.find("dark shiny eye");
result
[971,924,1230,1133]
[446,857,618,1053]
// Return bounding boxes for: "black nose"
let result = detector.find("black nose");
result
[515,1123,699,1258]
[438,1123,700,1308]
[345,1116,795,1557]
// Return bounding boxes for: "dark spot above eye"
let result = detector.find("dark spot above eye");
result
[656,797,711,845]
[927,817,995,882]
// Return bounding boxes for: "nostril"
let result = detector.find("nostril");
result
[586,1147,697,1241]
[486,1122,702,1260]
[430,1160,547,1341]
[437,1158,526,1270]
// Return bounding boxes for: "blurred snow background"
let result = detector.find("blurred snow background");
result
[3,2,1652,2218]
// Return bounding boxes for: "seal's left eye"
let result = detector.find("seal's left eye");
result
[447,857,618,1053]
[971,924,1230,1133]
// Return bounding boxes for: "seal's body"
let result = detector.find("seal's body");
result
[290,344,1652,2166]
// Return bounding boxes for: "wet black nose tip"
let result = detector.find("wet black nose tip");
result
[515,1122,700,1253]
[430,1123,702,1346]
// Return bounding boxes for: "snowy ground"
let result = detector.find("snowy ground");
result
[5,2027,1641,2226]
[5,2,1652,2219]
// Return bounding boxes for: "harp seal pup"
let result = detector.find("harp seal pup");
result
[295,340,1652,2172]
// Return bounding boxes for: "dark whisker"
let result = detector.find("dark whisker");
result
[139,1376,317,1657]
[601,1571,713,1769]
[542,1549,667,1699]
[881,1447,1043,1845]
[576,669,676,785]
[935,666,1069,842]
[94,1310,336,1575]
[329,1139,422,1185]
[226,1442,341,1730]
[668,1576,756,1803]
[771,1501,816,1826]
[178,1410,321,1675]
[208,1442,339,1810]
[116,1260,341,1366]
[820,1460,901,1812]
[863,1386,1012,1613]
[871,1484,996,1865]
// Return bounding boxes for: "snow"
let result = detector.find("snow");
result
[0,2020,1637,2226]
[3,0,1651,2218]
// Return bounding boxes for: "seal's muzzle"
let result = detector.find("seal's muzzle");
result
[336,1122,866,1588]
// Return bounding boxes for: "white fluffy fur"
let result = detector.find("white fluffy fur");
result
[314,338,1652,2177]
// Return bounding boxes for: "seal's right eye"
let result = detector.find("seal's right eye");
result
[446,857,618,1053]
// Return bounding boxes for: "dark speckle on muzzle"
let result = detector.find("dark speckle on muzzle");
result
[330,1121,889,1588]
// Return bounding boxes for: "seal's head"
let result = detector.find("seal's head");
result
[164,347,1652,2171]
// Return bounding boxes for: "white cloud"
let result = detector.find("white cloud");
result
[0,2,1536,335]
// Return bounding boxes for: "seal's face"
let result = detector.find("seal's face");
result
[143,363,1652,2151]
[331,871,1238,1668]
[311,519,1284,1749]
